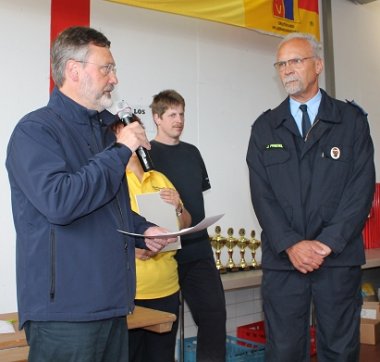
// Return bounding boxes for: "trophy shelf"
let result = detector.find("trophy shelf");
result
[363,248,380,269]
[221,269,263,291]
[220,248,380,292]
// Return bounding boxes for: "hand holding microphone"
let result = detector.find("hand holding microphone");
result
[116,105,154,171]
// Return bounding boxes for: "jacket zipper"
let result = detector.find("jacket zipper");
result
[49,227,56,301]
[91,118,128,248]
[304,119,320,142]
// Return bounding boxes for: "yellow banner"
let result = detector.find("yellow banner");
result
[106,0,320,40]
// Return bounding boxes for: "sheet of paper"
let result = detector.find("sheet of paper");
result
[135,191,181,252]
[0,320,15,334]
[118,213,224,239]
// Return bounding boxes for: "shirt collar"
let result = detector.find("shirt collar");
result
[290,89,322,124]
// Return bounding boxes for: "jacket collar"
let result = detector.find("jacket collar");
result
[48,87,116,126]
[272,89,341,130]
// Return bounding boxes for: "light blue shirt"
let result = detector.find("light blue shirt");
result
[290,90,322,136]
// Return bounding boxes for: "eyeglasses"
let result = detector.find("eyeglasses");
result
[273,56,315,72]
[75,60,117,76]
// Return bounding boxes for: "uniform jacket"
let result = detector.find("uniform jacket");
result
[247,89,375,270]
[6,88,153,328]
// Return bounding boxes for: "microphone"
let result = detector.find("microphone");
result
[117,107,154,172]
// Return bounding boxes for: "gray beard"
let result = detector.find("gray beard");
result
[283,77,304,95]
[99,94,113,110]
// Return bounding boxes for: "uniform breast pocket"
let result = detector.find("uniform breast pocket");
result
[262,149,291,181]
[262,149,290,167]
[320,144,353,183]
[321,144,352,163]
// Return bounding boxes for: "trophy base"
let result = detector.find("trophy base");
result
[249,265,261,270]
[217,267,227,274]
[239,266,251,272]
[226,266,239,273]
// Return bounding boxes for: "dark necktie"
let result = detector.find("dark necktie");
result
[300,104,312,137]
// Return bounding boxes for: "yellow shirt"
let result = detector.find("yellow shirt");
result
[126,169,179,299]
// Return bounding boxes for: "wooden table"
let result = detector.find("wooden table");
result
[0,306,176,362]
[127,305,176,333]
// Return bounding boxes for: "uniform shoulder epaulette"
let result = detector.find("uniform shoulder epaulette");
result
[345,99,368,116]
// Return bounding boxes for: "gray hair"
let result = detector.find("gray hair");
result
[278,32,322,58]
[51,26,111,88]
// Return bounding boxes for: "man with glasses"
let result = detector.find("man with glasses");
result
[247,32,375,361]
[6,26,175,362]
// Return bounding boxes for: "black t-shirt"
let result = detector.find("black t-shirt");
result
[149,140,213,263]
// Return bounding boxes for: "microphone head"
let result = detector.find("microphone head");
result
[116,100,132,119]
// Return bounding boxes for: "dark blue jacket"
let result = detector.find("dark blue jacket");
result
[6,88,152,328]
[247,89,375,270]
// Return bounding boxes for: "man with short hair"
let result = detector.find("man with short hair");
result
[149,89,227,362]
[6,26,174,362]
[247,32,375,361]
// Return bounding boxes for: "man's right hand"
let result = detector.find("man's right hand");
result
[116,122,151,152]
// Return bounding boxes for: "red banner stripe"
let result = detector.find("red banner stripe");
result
[299,0,318,13]
[50,0,90,92]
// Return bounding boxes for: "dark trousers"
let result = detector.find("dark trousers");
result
[262,266,362,362]
[24,317,128,362]
[179,257,227,362]
[129,291,180,362]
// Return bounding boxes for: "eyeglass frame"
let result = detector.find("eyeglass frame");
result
[74,60,117,76]
[273,56,316,72]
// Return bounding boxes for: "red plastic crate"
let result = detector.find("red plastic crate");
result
[237,321,316,356]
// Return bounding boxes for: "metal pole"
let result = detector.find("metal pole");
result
[321,0,336,97]
[179,291,185,362]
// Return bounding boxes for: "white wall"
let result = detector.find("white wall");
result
[90,0,284,235]
[331,0,380,171]
[0,0,51,314]
[0,0,379,315]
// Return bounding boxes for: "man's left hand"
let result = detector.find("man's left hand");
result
[143,226,177,252]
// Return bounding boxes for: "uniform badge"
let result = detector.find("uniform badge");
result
[330,147,341,160]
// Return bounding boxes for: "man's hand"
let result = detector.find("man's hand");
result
[143,226,177,252]
[135,248,157,261]
[310,240,332,258]
[286,240,331,274]
[115,122,151,152]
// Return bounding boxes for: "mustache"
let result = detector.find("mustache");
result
[104,85,114,93]
[283,75,299,84]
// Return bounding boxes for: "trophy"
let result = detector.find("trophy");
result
[226,227,239,272]
[237,228,250,271]
[210,226,227,273]
[248,229,261,269]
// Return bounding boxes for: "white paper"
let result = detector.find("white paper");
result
[118,213,224,239]
[135,191,181,252]
[0,320,16,334]
[360,308,378,320]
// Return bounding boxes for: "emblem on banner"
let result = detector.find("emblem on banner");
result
[330,147,341,160]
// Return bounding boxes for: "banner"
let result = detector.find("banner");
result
[50,0,90,92]
[106,0,320,40]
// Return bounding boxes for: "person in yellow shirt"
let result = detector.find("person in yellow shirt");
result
[126,151,191,362]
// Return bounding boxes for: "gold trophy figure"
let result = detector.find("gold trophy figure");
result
[226,227,239,272]
[210,226,227,273]
[237,228,250,271]
[248,229,261,269]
